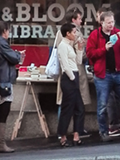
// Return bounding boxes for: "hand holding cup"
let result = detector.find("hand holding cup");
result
[77,38,85,51]
[19,50,26,54]
[19,50,26,64]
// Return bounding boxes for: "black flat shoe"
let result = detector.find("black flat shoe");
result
[60,140,71,147]
[72,139,83,146]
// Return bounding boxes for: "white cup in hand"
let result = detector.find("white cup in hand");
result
[20,50,26,54]
[19,50,26,64]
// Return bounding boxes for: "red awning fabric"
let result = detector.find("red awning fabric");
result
[11,45,49,68]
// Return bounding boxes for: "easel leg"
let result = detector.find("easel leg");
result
[11,82,30,140]
[30,84,50,138]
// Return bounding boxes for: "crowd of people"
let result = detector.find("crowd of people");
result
[57,7,120,146]
[1,5,120,153]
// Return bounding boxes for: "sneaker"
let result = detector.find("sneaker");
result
[58,135,61,139]
[79,130,91,138]
[109,128,120,137]
[100,132,113,142]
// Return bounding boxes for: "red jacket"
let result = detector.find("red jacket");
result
[86,27,120,78]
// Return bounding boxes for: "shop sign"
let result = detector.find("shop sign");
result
[2,3,110,38]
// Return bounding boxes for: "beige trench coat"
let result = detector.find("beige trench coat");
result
[56,28,91,105]
[56,31,63,105]
[74,25,91,105]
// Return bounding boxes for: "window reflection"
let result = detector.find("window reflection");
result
[0,0,117,46]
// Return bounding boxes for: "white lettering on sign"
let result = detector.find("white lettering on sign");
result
[1,2,110,38]
[2,7,13,21]
[20,25,31,38]
[32,3,47,22]
[48,3,65,22]
[12,25,19,38]
[16,3,30,22]
[85,4,97,22]
[83,25,94,38]
[9,24,96,39]
[31,25,43,38]
[14,3,110,23]
[43,25,55,38]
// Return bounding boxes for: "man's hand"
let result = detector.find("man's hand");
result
[105,41,113,51]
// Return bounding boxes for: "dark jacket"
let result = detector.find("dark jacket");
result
[0,36,21,83]
[86,27,120,78]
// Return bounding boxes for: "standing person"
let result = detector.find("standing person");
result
[66,8,91,137]
[86,11,120,142]
[56,8,91,138]
[0,21,24,153]
[66,8,91,106]
[57,23,84,147]
[96,7,120,136]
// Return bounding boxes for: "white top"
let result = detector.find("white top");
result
[58,38,78,80]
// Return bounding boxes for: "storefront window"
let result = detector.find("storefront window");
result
[0,0,119,66]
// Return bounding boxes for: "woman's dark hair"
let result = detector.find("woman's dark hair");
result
[65,8,82,23]
[61,23,76,37]
[0,21,9,36]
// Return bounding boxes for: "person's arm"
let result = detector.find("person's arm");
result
[0,40,21,65]
[58,43,75,80]
[74,33,87,64]
[86,30,106,61]
[74,42,84,65]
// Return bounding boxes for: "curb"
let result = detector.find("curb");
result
[40,156,120,160]
[97,156,120,160]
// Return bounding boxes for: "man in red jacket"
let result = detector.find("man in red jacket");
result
[86,11,120,142]
[97,8,120,137]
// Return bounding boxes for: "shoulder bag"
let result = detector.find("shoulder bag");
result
[0,82,11,97]
[45,30,60,79]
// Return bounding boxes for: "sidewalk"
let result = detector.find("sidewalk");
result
[7,132,120,151]
[3,132,120,160]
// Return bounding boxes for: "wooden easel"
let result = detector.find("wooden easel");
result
[11,81,50,140]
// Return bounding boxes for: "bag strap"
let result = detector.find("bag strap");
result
[53,30,60,49]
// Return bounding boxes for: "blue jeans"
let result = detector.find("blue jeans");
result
[94,72,120,134]
[107,91,120,126]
